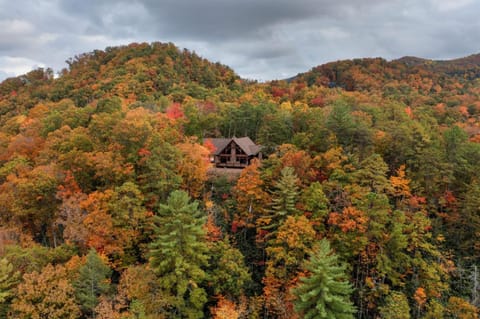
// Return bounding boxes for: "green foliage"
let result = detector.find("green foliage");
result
[378,291,410,319]
[136,133,182,207]
[326,101,355,147]
[73,249,112,317]
[148,190,209,318]
[353,154,391,194]
[292,239,356,319]
[258,108,294,149]
[207,237,251,298]
[3,244,76,274]
[0,258,20,317]
[456,180,480,261]
[96,97,122,114]
[258,166,300,239]
[301,182,329,215]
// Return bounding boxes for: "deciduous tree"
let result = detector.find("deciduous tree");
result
[11,264,80,319]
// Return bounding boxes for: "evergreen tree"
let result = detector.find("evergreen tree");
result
[292,239,356,319]
[352,153,391,194]
[0,258,20,317]
[148,190,209,319]
[73,249,112,319]
[258,166,300,240]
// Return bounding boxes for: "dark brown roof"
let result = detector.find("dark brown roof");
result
[206,137,261,156]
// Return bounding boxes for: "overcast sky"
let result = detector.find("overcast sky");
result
[0,0,479,82]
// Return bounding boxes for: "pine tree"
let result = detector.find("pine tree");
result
[73,249,112,319]
[0,258,20,317]
[292,239,356,319]
[258,166,300,240]
[148,190,209,319]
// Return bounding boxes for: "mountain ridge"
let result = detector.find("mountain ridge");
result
[2,41,480,318]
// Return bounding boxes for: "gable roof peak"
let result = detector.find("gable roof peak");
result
[205,136,261,156]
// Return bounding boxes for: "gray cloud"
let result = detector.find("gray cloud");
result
[0,0,480,82]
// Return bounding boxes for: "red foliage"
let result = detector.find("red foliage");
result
[137,148,151,157]
[443,190,457,206]
[294,82,306,91]
[166,102,184,120]
[204,139,217,154]
[310,96,325,107]
[256,229,269,241]
[271,87,288,98]
[200,101,217,114]
[409,195,426,208]
[231,221,239,234]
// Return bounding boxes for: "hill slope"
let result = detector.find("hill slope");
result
[1,42,480,319]
[0,42,241,125]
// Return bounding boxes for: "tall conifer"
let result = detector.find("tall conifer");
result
[74,249,111,319]
[149,190,209,318]
[292,239,356,319]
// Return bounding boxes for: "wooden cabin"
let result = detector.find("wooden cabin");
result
[206,137,262,168]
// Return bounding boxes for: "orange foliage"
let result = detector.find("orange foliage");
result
[408,195,427,209]
[414,287,427,307]
[204,213,222,242]
[280,148,315,184]
[262,275,299,319]
[177,138,210,198]
[405,106,414,119]
[95,296,122,319]
[7,133,44,160]
[211,296,241,319]
[55,171,89,248]
[447,296,479,319]
[234,159,269,228]
[81,191,132,263]
[459,106,469,117]
[328,207,368,233]
[389,165,412,208]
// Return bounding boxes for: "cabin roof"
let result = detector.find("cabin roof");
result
[206,137,261,156]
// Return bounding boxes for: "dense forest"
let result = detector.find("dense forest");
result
[1,41,480,318]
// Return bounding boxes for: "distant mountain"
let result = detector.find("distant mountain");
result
[290,53,480,99]
[395,53,480,67]
[393,56,430,66]
[394,53,480,75]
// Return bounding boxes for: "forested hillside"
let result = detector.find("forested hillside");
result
[1,41,480,318]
